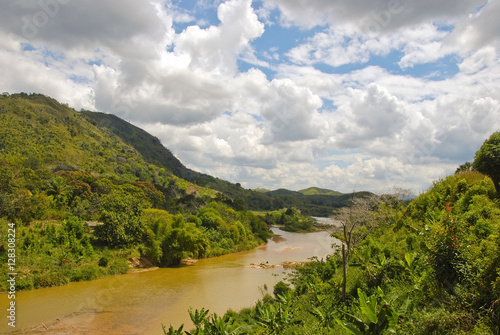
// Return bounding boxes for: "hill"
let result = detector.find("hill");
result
[298,187,343,196]
[81,106,369,216]
[252,188,271,193]
[0,93,272,291]
[265,188,303,196]
[0,92,371,218]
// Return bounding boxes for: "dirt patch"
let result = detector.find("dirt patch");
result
[186,185,199,196]
[126,257,158,274]
[180,258,198,266]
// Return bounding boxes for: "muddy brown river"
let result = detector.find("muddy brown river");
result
[1,227,338,334]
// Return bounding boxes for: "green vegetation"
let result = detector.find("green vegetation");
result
[142,202,269,266]
[263,207,315,232]
[0,217,131,291]
[166,145,500,333]
[473,131,500,193]
[0,93,270,291]
[298,187,343,196]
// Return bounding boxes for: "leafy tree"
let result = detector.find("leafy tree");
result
[46,176,73,208]
[473,132,500,192]
[455,161,474,174]
[95,190,145,247]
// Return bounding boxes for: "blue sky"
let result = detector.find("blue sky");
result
[0,0,499,193]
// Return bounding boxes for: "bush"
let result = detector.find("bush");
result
[98,256,109,267]
[273,281,291,298]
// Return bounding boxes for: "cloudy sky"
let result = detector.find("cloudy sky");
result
[1,0,499,193]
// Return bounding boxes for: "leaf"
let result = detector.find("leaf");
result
[311,306,325,322]
[335,319,364,335]
[162,323,184,335]
[404,252,414,268]
[358,288,378,324]
[377,254,387,266]
[386,306,399,332]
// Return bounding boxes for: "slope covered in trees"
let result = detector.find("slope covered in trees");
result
[0,93,270,290]
[298,187,343,196]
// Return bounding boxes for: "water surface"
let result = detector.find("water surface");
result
[1,228,338,334]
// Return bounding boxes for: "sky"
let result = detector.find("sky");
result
[1,0,499,194]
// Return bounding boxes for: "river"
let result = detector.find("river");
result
[1,227,339,335]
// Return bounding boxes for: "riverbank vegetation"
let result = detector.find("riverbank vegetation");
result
[165,134,500,334]
[0,197,270,291]
[263,207,315,232]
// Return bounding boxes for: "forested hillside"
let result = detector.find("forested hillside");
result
[166,135,500,334]
[0,93,270,290]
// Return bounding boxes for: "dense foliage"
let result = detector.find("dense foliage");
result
[263,207,315,232]
[0,216,131,290]
[167,170,500,334]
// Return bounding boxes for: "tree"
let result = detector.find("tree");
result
[455,162,474,174]
[473,132,500,193]
[333,194,379,301]
[46,176,73,208]
[95,190,145,247]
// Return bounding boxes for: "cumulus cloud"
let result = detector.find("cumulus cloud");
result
[333,83,407,148]
[449,0,500,51]
[262,0,484,32]
[174,0,264,74]
[260,79,324,143]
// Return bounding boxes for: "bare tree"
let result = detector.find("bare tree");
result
[332,193,380,301]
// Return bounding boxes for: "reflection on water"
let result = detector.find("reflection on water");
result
[1,228,339,335]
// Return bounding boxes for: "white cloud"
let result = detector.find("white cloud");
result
[286,23,453,70]
[0,31,94,109]
[262,0,484,32]
[458,46,497,74]
[260,79,324,143]
[449,0,500,51]
[173,0,264,74]
[333,83,408,147]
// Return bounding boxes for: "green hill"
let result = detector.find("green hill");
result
[298,187,343,196]
[253,188,271,193]
[0,93,273,291]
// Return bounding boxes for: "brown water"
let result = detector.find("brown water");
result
[1,228,338,335]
